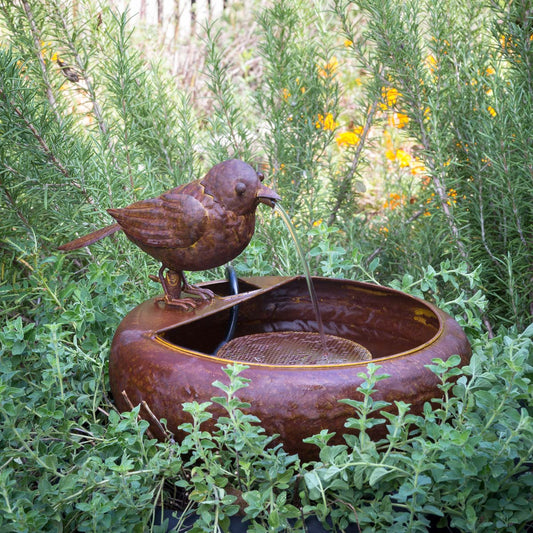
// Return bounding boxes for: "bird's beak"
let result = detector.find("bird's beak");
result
[257,184,281,208]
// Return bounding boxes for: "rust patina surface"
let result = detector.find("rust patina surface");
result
[59,160,280,308]
[109,276,471,461]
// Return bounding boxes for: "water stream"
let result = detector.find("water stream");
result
[274,204,329,357]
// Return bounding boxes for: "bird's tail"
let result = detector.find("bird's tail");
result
[58,223,121,251]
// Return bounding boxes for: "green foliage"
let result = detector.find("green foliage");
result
[178,364,301,532]
[300,325,533,533]
[1,0,532,530]
[2,0,530,328]
[254,0,340,218]
[0,263,181,532]
[0,1,202,316]
[2,236,531,531]
[334,0,532,328]
[202,26,256,165]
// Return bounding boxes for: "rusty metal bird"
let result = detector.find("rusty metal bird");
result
[59,159,280,308]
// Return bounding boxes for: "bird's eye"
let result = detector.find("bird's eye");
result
[235,182,247,196]
[257,171,265,182]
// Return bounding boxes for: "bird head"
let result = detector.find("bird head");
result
[201,159,280,215]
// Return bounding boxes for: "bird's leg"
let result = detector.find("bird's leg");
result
[156,266,197,309]
[180,272,215,301]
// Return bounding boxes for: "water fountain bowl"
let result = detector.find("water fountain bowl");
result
[109,275,471,460]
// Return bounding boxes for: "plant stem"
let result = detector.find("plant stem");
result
[20,0,61,123]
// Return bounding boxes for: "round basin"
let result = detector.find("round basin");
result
[109,276,471,460]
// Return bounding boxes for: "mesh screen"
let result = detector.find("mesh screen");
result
[216,331,371,365]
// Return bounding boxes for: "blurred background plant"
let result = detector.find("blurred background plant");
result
[1,0,531,328]
[329,0,531,333]
[0,0,531,531]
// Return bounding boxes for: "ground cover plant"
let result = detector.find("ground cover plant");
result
[0,0,532,531]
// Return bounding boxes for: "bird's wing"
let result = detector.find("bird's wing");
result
[108,191,208,248]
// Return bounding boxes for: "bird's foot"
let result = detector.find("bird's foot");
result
[181,282,215,301]
[155,295,200,309]
[151,267,214,309]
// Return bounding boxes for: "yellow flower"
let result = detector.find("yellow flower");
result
[382,87,400,107]
[410,157,427,175]
[40,40,53,59]
[485,66,495,75]
[336,125,363,147]
[282,88,291,101]
[274,163,286,175]
[487,106,497,117]
[388,112,409,129]
[316,113,339,131]
[426,54,437,72]
[448,188,458,201]
[313,219,323,227]
[395,149,412,167]
[386,147,427,176]
[385,149,396,161]
[499,34,516,51]
[336,131,359,147]
[383,193,405,210]
[383,129,394,150]
[319,57,338,78]
[344,39,353,47]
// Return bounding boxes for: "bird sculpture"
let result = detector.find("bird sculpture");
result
[59,159,280,308]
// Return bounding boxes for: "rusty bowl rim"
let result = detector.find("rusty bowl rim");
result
[152,277,445,370]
